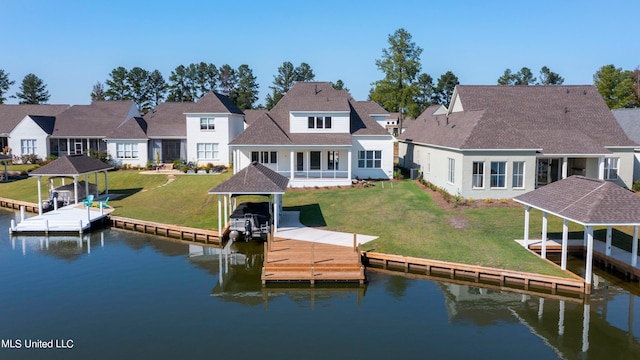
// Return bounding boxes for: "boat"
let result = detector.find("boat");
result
[228,202,271,241]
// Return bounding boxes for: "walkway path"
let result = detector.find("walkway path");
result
[275,211,377,247]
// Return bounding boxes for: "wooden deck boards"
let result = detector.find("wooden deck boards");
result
[262,237,365,285]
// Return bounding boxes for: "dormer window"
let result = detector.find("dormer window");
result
[307,116,332,129]
[200,117,215,130]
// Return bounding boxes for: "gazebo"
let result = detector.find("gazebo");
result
[29,155,113,215]
[514,176,640,292]
[208,162,289,238]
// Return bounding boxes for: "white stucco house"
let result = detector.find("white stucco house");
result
[398,85,638,199]
[612,108,640,183]
[230,82,395,187]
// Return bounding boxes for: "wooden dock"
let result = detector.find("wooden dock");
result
[110,216,222,245]
[261,237,365,285]
[363,252,586,294]
[0,197,39,213]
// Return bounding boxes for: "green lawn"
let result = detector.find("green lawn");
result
[0,171,591,277]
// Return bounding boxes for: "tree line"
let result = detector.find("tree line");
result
[1,28,639,112]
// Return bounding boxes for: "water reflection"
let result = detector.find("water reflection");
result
[2,209,640,359]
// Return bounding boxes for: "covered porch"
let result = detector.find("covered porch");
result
[233,147,353,187]
[535,155,619,187]
[514,176,640,293]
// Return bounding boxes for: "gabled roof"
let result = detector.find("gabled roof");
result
[232,82,390,146]
[29,115,57,135]
[29,154,113,176]
[356,101,388,116]
[144,92,243,138]
[106,117,148,140]
[612,108,640,145]
[513,176,640,225]
[208,161,289,195]
[0,104,69,134]
[399,85,637,154]
[51,101,138,137]
[186,91,244,115]
[243,109,268,126]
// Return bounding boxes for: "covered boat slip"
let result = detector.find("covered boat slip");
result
[514,176,640,293]
[9,155,113,235]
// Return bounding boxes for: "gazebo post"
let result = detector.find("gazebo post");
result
[585,226,594,290]
[73,176,79,204]
[223,194,228,228]
[561,219,568,270]
[37,176,43,215]
[85,174,89,200]
[217,195,222,237]
[104,171,109,195]
[605,226,613,256]
[94,172,99,197]
[632,226,638,267]
[541,211,548,259]
[523,205,530,248]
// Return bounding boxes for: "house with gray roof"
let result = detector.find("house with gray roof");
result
[3,91,244,168]
[612,108,640,183]
[0,104,70,159]
[230,82,394,187]
[398,85,637,199]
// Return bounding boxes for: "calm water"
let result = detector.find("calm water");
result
[1,210,639,360]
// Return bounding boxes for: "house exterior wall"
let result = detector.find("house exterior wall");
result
[461,151,536,199]
[351,135,394,180]
[606,149,635,189]
[106,140,148,168]
[9,116,50,161]
[289,112,350,133]
[186,113,233,166]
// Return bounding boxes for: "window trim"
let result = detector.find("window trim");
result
[200,117,215,131]
[196,143,219,160]
[20,139,37,155]
[116,142,139,159]
[251,151,277,164]
[447,158,455,184]
[490,161,507,189]
[604,157,619,180]
[472,161,484,189]
[358,150,382,169]
[512,161,525,189]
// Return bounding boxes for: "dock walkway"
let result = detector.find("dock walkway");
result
[261,211,372,285]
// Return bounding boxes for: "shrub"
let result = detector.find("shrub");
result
[633,180,640,192]
[484,198,493,204]
[173,159,183,169]
[21,154,41,164]
[88,149,110,163]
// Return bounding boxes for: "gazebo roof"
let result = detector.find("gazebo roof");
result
[513,176,640,225]
[208,162,289,195]
[0,154,10,162]
[29,155,113,176]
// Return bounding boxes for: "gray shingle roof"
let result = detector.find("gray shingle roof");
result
[399,85,637,154]
[232,82,390,145]
[208,162,289,194]
[0,104,69,134]
[107,117,148,140]
[612,108,640,145]
[243,109,268,126]
[514,176,640,225]
[51,101,137,137]
[187,92,244,115]
[30,154,113,176]
[144,102,188,138]
[0,154,10,162]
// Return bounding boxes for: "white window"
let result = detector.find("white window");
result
[200,117,215,130]
[307,116,332,129]
[116,142,138,159]
[251,151,277,164]
[21,139,37,155]
[197,143,218,160]
[358,150,382,168]
[472,161,484,188]
[604,158,619,180]
[512,161,525,188]
[447,158,455,184]
[490,161,506,188]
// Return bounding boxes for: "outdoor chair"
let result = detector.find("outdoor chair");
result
[95,196,110,208]
[83,194,94,208]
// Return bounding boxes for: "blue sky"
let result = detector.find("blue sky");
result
[2,0,638,106]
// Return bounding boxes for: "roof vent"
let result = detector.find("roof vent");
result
[583,90,587,95]
[564,107,569,113]
[566,89,570,93]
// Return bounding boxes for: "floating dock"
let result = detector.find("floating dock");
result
[9,204,110,235]
[261,237,365,285]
